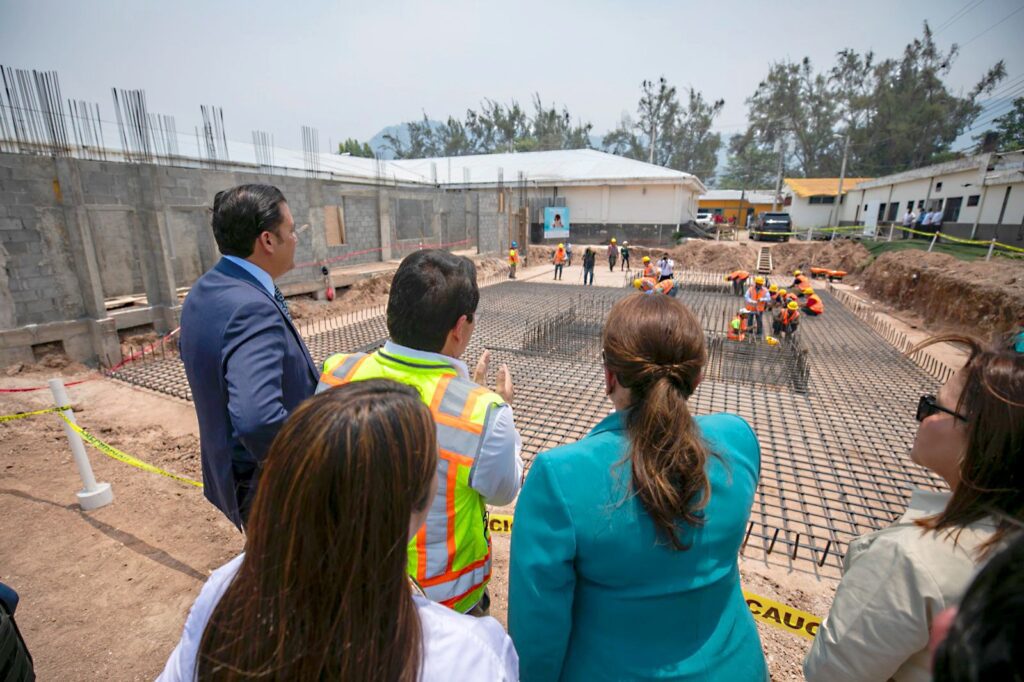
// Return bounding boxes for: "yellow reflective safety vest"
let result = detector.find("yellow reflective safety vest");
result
[316,349,503,613]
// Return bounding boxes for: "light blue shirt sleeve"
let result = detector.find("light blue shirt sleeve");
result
[469,403,523,506]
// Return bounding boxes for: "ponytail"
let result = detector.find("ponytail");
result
[603,294,712,550]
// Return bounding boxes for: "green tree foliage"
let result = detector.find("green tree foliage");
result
[337,138,374,157]
[717,130,778,189]
[602,77,725,182]
[724,22,1005,182]
[383,97,592,159]
[977,97,1024,152]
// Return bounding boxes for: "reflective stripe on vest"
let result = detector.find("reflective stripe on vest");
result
[315,350,501,613]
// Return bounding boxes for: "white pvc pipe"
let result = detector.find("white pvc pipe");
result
[49,378,113,510]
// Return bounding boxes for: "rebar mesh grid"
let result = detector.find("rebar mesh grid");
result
[108,279,944,576]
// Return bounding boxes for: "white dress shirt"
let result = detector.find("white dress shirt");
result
[157,554,520,681]
[804,489,996,682]
[383,341,524,506]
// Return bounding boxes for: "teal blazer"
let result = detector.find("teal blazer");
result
[509,410,766,681]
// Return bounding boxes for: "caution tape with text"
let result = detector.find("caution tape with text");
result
[486,512,823,640]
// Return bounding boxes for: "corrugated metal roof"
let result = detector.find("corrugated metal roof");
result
[701,189,776,203]
[784,177,872,198]
[390,149,704,191]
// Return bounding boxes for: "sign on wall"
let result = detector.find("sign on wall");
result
[543,206,570,239]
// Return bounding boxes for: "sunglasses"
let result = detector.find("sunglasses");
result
[916,394,968,423]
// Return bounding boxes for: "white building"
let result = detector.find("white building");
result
[782,178,873,229]
[838,150,1024,245]
[391,149,707,244]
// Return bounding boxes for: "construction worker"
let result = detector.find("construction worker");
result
[803,288,824,316]
[725,270,750,296]
[745,275,771,337]
[791,269,812,291]
[768,283,780,306]
[727,309,748,341]
[773,300,800,339]
[654,278,678,297]
[508,241,519,280]
[620,240,630,271]
[316,250,522,615]
[633,277,656,293]
[565,241,573,267]
[553,243,567,281]
[607,238,618,271]
[641,256,657,279]
[780,289,798,308]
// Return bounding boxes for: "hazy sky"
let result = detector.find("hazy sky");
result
[1,0,1022,153]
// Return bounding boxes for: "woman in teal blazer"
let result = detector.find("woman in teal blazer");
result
[509,294,767,681]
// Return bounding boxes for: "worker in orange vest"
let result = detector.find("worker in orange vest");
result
[654,278,678,297]
[725,269,750,296]
[641,256,657,279]
[803,288,824,316]
[727,309,749,341]
[508,241,520,280]
[791,270,812,292]
[632,277,656,293]
[773,300,801,339]
[745,275,771,337]
[553,243,567,281]
[768,284,781,306]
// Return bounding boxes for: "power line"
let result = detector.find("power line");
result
[933,0,986,35]
[958,4,1024,49]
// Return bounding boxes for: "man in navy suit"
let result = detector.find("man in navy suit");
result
[180,184,317,528]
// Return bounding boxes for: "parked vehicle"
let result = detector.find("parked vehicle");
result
[752,212,792,242]
[695,211,715,228]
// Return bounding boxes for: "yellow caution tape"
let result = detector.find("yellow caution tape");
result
[743,590,822,640]
[487,511,823,639]
[58,413,203,488]
[0,405,70,423]
[871,225,1024,253]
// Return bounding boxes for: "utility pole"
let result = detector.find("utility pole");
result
[828,133,850,228]
[772,138,785,212]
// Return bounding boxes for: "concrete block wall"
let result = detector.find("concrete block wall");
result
[477,192,502,253]
[0,154,87,327]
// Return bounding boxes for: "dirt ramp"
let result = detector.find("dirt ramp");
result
[770,241,872,276]
[862,251,1024,337]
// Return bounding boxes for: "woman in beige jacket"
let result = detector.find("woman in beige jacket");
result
[804,334,1024,682]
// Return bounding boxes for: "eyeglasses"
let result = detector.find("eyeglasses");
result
[916,394,968,423]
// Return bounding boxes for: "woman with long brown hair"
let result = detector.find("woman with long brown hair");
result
[158,380,518,681]
[804,334,1024,682]
[508,294,767,681]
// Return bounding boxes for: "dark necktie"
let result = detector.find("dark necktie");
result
[273,284,292,321]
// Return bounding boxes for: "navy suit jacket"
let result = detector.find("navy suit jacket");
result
[180,258,317,527]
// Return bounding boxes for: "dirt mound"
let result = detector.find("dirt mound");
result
[861,251,1024,337]
[769,241,872,276]
[668,240,759,272]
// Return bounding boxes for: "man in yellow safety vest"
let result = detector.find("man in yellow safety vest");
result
[316,250,523,615]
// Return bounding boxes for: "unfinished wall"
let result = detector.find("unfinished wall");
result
[0,152,505,364]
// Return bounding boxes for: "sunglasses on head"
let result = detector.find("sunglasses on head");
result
[916,394,968,423]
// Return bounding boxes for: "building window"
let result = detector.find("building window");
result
[809,195,836,205]
[944,197,963,222]
[325,204,346,246]
[935,182,943,192]
[967,194,980,207]
[907,200,914,210]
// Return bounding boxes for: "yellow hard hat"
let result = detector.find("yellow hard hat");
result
[754,276,765,285]
[611,238,617,243]
[793,269,802,276]
[509,249,515,256]
[558,243,564,248]
[788,300,799,310]
[769,284,779,292]
[633,278,643,289]
[643,256,651,263]
[766,336,780,346]
[803,288,814,295]
[724,275,731,281]
[779,288,787,296]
